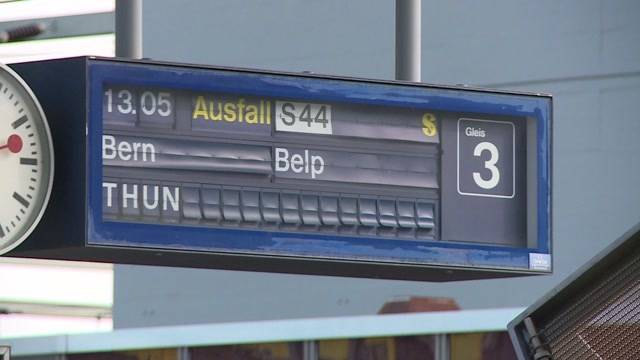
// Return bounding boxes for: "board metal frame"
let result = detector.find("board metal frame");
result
[508,222,640,359]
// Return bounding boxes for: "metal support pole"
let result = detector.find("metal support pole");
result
[115,0,143,58]
[395,0,421,82]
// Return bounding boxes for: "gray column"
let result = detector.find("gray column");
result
[395,0,421,82]
[115,0,143,58]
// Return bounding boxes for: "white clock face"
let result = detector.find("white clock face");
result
[0,63,53,255]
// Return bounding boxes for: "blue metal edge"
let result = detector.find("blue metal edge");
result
[86,60,551,271]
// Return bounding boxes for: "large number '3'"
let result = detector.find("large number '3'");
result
[473,142,500,189]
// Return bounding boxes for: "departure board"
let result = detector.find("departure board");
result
[84,59,553,275]
[8,57,551,279]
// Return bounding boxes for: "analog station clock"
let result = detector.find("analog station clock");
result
[0,63,54,255]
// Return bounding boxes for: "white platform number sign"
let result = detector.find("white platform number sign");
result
[457,118,515,198]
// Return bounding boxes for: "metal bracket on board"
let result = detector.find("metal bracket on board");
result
[523,317,552,360]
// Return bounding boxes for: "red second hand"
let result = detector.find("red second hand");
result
[0,134,23,153]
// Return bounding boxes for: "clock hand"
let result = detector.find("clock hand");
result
[0,134,22,153]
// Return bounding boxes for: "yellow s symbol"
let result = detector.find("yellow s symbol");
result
[422,113,437,137]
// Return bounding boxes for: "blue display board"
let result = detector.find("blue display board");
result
[10,58,552,281]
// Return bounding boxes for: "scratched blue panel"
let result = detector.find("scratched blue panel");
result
[86,60,551,272]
